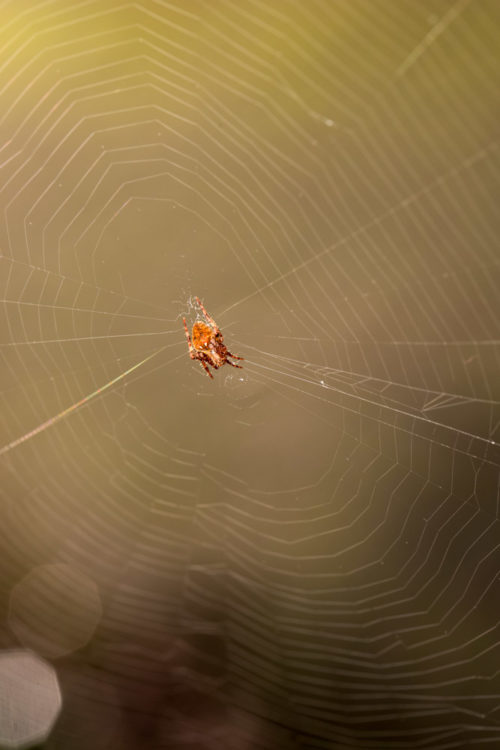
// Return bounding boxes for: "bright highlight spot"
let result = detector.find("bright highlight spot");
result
[0,650,61,748]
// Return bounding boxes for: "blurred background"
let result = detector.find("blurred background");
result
[1,1,500,748]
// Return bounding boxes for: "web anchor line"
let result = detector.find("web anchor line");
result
[0,347,166,457]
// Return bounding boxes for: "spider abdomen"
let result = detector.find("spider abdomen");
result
[192,322,213,350]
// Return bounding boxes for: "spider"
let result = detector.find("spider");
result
[183,297,244,379]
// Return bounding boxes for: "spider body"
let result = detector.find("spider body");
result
[183,297,243,379]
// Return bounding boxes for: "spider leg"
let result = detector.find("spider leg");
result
[226,360,243,369]
[199,359,214,378]
[195,296,218,330]
[183,317,194,354]
[227,352,244,360]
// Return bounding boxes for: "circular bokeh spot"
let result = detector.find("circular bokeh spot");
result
[8,563,102,659]
[0,649,61,748]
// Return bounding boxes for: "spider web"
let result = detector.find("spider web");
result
[1,1,500,748]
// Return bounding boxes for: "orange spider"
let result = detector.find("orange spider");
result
[183,297,244,379]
